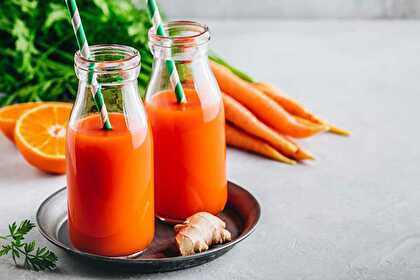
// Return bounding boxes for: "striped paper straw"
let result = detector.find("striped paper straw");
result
[147,0,187,104]
[65,0,112,130]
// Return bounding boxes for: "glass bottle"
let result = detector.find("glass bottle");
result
[145,21,227,222]
[67,44,154,257]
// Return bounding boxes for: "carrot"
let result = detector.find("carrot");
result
[294,115,351,136]
[222,93,298,155]
[226,124,296,164]
[223,92,315,161]
[284,136,316,161]
[293,115,329,129]
[211,62,327,138]
[253,82,351,136]
[223,93,313,160]
[327,125,351,136]
[295,148,315,161]
[252,82,323,123]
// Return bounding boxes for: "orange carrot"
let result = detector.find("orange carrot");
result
[293,115,329,129]
[226,124,296,164]
[253,82,351,136]
[295,148,315,161]
[252,82,323,123]
[294,115,351,136]
[223,93,314,161]
[284,136,316,161]
[211,62,327,138]
[222,93,298,155]
[328,126,351,136]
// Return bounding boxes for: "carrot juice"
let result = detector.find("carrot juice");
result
[145,89,227,221]
[66,113,154,256]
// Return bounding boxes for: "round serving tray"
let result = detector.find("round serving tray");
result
[36,181,260,273]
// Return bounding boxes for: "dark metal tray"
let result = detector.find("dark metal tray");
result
[36,181,260,273]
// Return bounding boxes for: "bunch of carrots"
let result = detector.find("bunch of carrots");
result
[210,62,350,164]
[0,61,349,172]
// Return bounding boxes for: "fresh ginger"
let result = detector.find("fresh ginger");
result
[174,212,232,256]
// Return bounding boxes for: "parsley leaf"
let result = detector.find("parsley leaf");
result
[0,220,58,271]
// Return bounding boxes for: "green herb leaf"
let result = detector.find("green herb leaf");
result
[0,0,153,105]
[44,4,68,29]
[0,245,12,256]
[0,0,246,106]
[11,0,37,14]
[0,220,57,271]
[92,0,110,19]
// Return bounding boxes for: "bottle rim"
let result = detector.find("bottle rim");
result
[74,44,140,74]
[148,20,210,49]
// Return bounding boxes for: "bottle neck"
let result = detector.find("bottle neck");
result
[148,20,211,62]
[74,44,140,85]
[150,43,209,62]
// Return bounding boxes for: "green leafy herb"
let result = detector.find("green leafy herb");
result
[0,0,153,105]
[0,0,246,106]
[0,220,57,271]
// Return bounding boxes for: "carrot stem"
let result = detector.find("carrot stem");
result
[209,53,255,83]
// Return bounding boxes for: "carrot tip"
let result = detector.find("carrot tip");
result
[303,155,316,161]
[292,115,329,136]
[281,158,297,165]
[265,150,297,165]
[328,126,351,136]
[295,149,316,161]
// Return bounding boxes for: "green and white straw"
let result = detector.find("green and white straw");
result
[65,0,112,130]
[147,0,187,104]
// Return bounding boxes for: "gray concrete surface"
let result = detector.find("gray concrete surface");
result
[154,0,420,19]
[1,20,420,279]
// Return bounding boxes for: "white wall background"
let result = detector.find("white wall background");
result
[144,0,420,18]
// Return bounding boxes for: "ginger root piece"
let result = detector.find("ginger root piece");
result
[174,212,232,256]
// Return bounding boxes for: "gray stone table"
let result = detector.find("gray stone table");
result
[1,20,419,279]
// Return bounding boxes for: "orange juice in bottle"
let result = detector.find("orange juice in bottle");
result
[145,21,227,222]
[67,45,154,256]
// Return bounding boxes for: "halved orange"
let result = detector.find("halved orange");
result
[15,103,72,174]
[0,102,43,143]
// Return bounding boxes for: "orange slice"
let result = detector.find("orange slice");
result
[0,102,43,143]
[15,103,72,174]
